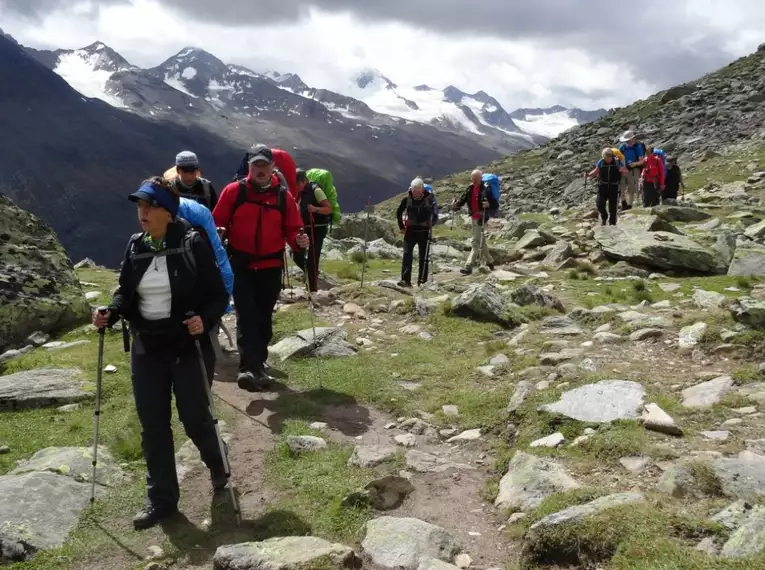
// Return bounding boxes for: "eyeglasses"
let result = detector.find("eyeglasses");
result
[178,165,198,173]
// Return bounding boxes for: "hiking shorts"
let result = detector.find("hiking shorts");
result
[623,169,641,206]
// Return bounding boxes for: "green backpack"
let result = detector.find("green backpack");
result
[306,168,341,225]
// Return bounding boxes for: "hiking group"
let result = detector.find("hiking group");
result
[586,129,686,226]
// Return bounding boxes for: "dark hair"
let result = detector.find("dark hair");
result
[144,176,180,199]
[296,169,308,183]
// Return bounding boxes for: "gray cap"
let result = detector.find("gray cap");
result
[175,151,199,168]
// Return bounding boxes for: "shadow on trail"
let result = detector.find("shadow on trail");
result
[161,506,311,567]
[244,384,372,437]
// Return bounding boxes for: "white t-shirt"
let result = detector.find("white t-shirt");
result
[137,256,172,320]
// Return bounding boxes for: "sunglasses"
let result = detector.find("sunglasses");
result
[178,165,199,173]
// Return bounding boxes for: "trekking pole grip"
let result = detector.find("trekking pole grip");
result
[96,306,109,333]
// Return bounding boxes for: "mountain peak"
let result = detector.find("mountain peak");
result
[354,69,396,90]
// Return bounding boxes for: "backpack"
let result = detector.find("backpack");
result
[405,187,438,227]
[652,148,667,175]
[618,142,647,167]
[128,222,206,278]
[163,167,214,209]
[305,168,341,225]
[481,173,501,218]
[233,148,298,198]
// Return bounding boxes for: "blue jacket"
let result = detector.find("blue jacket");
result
[177,198,233,312]
[618,143,646,168]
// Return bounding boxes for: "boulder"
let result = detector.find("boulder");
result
[452,283,508,326]
[679,322,708,352]
[286,436,328,454]
[495,452,580,512]
[348,445,398,469]
[0,195,90,354]
[681,376,734,408]
[728,242,765,276]
[503,219,539,240]
[9,446,126,487]
[213,536,358,570]
[542,241,573,267]
[538,380,646,423]
[720,508,765,558]
[529,492,645,530]
[0,472,90,563]
[0,368,93,411]
[516,230,555,250]
[640,403,682,436]
[651,206,711,223]
[510,284,565,312]
[331,214,397,244]
[269,328,357,361]
[730,297,765,328]
[362,516,460,570]
[693,290,730,310]
[713,452,765,502]
[620,214,684,235]
[594,226,727,274]
[348,238,400,260]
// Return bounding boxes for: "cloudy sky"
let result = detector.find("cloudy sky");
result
[3,0,764,111]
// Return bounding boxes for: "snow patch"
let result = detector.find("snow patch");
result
[54,51,126,108]
[514,110,579,138]
[181,66,197,79]
[163,74,197,98]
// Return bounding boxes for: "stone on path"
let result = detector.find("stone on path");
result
[630,328,664,341]
[495,452,580,512]
[269,328,356,361]
[681,376,734,409]
[348,445,398,468]
[286,436,328,454]
[641,403,682,436]
[395,434,417,447]
[362,516,460,570]
[529,492,645,531]
[446,429,482,443]
[538,380,646,423]
[720,508,765,558]
[713,451,765,502]
[507,381,535,414]
[619,457,652,473]
[0,472,90,563]
[404,450,473,474]
[693,290,730,310]
[510,284,565,312]
[9,446,127,487]
[452,283,508,326]
[679,322,708,352]
[0,368,94,411]
[213,536,358,570]
[530,433,565,448]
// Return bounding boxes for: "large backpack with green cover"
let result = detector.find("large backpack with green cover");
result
[306,168,341,225]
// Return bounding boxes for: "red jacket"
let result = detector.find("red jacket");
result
[213,174,303,270]
[272,149,298,200]
[643,155,666,187]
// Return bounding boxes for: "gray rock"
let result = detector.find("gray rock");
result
[212,536,358,570]
[414,295,450,317]
[503,219,540,240]
[395,434,417,447]
[651,206,711,223]
[269,328,357,361]
[43,340,90,351]
[681,376,734,408]
[446,429,481,443]
[746,439,765,455]
[657,464,696,498]
[516,230,553,250]
[542,241,573,267]
[720,508,765,558]
[679,322,708,352]
[9,446,126,487]
[510,284,565,312]
[693,290,730,310]
[630,328,664,341]
[0,472,90,563]
[619,456,652,473]
[286,436,328,454]
[712,500,759,531]
[530,433,565,448]
[452,283,508,326]
[348,238,401,260]
[713,451,765,502]
[617,311,671,330]
[730,297,765,328]
[745,220,765,239]
[540,350,582,366]
[529,492,645,530]
[26,331,49,346]
[362,516,460,570]
[348,445,398,468]
[728,242,765,277]
[507,381,535,414]
[641,403,682,436]
[702,431,730,441]
[344,476,415,511]
[592,332,624,345]
[0,346,34,364]
[696,537,719,556]
[495,452,580,512]
[417,559,461,570]
[594,227,727,274]
[0,368,93,411]
[489,354,510,366]
[538,380,646,423]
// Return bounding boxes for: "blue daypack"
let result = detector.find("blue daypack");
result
[424,184,439,224]
[653,148,668,176]
[482,173,501,218]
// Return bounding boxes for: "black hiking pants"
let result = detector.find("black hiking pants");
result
[232,267,282,374]
[596,185,619,225]
[643,182,661,207]
[401,228,430,285]
[130,335,222,511]
[292,225,327,292]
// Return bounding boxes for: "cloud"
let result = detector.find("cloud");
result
[3,0,763,113]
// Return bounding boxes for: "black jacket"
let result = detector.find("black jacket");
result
[454,182,498,221]
[396,192,435,231]
[597,160,622,188]
[299,182,331,227]
[170,178,218,210]
[108,219,227,349]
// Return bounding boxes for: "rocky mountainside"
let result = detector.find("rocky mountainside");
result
[385,43,765,222]
[0,195,89,356]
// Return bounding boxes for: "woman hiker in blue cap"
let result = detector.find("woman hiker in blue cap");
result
[92,177,228,530]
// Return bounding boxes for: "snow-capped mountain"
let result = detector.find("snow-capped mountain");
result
[509,105,608,138]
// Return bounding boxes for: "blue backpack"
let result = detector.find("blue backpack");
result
[482,173,501,218]
[653,148,668,176]
[424,184,439,224]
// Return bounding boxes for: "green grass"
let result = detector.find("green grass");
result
[684,144,765,192]
[321,258,399,284]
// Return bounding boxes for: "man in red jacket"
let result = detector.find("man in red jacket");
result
[213,145,309,391]
[641,146,665,208]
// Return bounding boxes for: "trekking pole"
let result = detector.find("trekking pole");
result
[359,197,373,289]
[303,221,323,390]
[121,319,130,353]
[187,313,241,524]
[90,307,108,504]
[478,207,488,268]
[219,322,235,348]
[419,227,433,286]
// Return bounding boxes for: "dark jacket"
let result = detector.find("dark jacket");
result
[299,181,331,227]
[665,165,683,197]
[454,182,498,222]
[171,178,218,211]
[396,192,435,231]
[108,219,228,350]
[595,159,623,188]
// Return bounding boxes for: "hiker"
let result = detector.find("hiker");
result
[396,177,436,287]
[641,146,666,207]
[92,177,228,530]
[292,169,332,292]
[213,145,308,392]
[168,151,218,210]
[663,156,685,204]
[452,169,497,275]
[617,130,647,210]
[586,148,625,226]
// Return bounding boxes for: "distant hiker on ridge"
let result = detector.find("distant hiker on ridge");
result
[292,169,332,293]
[617,130,646,211]
[213,145,308,392]
[166,151,218,211]
[396,177,437,287]
[452,169,497,275]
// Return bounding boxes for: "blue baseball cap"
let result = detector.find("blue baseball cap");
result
[128,181,179,218]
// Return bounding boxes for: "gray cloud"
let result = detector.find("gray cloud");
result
[0,0,127,19]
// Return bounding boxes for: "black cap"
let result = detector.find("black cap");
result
[248,144,273,165]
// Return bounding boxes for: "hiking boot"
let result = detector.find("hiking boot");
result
[210,467,228,492]
[460,267,472,276]
[397,280,411,288]
[621,200,628,210]
[132,504,177,530]
[488,263,495,271]
[237,371,267,393]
